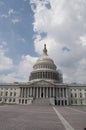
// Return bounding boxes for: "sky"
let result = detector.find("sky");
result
[0,0,86,83]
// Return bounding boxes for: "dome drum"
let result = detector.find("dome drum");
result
[29,69,62,82]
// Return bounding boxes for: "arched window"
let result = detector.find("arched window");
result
[13,98,15,102]
[1,92,3,96]
[71,93,73,97]
[9,98,11,102]
[75,93,77,97]
[10,92,12,96]
[80,93,82,98]
[14,92,16,96]
[6,92,8,96]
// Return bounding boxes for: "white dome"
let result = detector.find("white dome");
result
[33,44,56,70]
[29,44,63,83]
[36,55,54,64]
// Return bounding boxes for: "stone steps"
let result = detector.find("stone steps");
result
[32,98,51,106]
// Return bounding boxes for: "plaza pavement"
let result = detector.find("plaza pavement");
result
[0,105,86,130]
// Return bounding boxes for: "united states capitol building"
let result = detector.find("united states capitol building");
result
[0,44,86,106]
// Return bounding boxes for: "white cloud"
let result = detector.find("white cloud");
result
[0,42,13,71]
[80,36,86,46]
[30,0,86,83]
[0,14,8,18]
[0,54,37,83]
[8,9,15,15]
[18,55,37,80]
[11,18,21,24]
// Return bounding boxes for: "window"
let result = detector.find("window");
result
[80,93,82,98]
[75,93,77,97]
[4,99,7,102]
[71,100,73,104]
[6,92,8,96]
[9,98,11,102]
[10,92,12,96]
[85,93,86,98]
[13,99,15,102]
[75,100,77,104]
[1,92,3,96]
[14,92,16,96]
[71,93,73,97]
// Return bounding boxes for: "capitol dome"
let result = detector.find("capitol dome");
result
[29,44,63,83]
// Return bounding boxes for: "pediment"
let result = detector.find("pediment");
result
[30,80,55,87]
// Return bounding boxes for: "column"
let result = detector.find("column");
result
[59,88,61,98]
[43,88,44,98]
[20,88,22,97]
[33,87,35,98]
[57,88,59,98]
[25,88,27,98]
[22,88,24,97]
[63,88,65,106]
[37,87,38,98]
[60,100,62,106]
[28,88,30,97]
[50,87,51,97]
[66,88,67,98]
[24,88,26,98]
[48,88,50,97]
[40,88,41,98]
[63,88,64,98]
[42,72,43,79]
[20,88,21,97]
[53,87,55,97]
[56,88,58,97]
[30,88,32,97]
[66,88,68,105]
[46,88,48,98]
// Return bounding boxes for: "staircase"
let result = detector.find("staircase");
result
[32,98,51,106]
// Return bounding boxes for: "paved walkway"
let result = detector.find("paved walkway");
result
[0,105,86,130]
[54,106,86,130]
[53,107,74,130]
[0,105,64,130]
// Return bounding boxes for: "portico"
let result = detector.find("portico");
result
[19,80,68,105]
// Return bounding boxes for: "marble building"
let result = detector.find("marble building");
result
[0,44,86,105]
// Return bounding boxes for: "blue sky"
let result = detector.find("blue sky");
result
[0,0,36,59]
[0,0,86,83]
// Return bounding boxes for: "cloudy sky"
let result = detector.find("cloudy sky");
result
[0,0,86,83]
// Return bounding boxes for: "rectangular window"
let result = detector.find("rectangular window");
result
[1,92,3,96]
[13,99,15,102]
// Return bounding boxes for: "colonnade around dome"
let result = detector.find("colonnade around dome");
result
[29,71,62,82]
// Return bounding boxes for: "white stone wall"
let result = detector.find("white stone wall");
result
[69,87,86,105]
[0,87,20,104]
[0,83,86,106]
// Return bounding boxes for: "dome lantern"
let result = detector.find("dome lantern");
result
[43,44,48,56]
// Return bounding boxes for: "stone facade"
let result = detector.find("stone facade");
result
[0,44,86,105]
